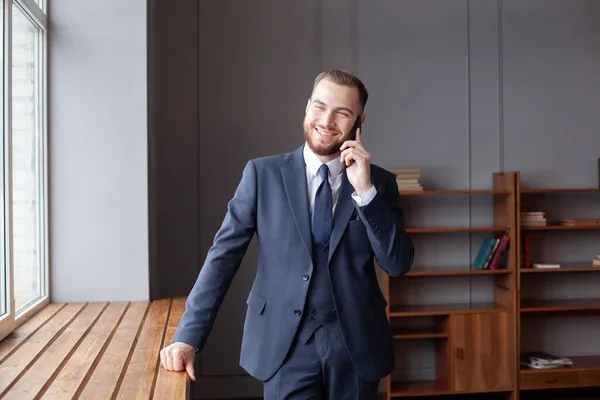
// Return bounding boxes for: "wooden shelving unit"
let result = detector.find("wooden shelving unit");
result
[520,264,600,273]
[521,224,600,231]
[407,227,509,233]
[516,178,600,396]
[377,171,600,400]
[400,189,512,196]
[378,173,519,400]
[405,268,513,276]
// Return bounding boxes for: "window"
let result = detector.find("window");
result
[0,0,47,342]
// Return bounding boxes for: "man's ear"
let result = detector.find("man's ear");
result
[360,114,366,124]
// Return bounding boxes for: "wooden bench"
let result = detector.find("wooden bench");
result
[0,297,190,399]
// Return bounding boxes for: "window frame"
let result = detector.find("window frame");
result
[0,0,48,342]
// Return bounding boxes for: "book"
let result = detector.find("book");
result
[488,234,509,269]
[532,263,560,269]
[472,238,497,269]
[389,167,424,191]
[521,351,572,369]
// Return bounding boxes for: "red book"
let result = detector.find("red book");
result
[489,234,510,269]
[523,234,531,268]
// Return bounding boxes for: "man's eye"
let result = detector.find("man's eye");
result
[338,111,349,117]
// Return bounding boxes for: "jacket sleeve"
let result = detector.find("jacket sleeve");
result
[173,160,257,351]
[356,172,414,277]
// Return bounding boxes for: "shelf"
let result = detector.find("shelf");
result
[405,268,512,276]
[521,264,600,273]
[390,380,452,397]
[393,327,448,339]
[521,355,600,373]
[389,302,508,317]
[520,188,600,194]
[390,380,511,397]
[406,227,509,233]
[400,189,511,195]
[521,298,600,313]
[520,356,600,390]
[522,224,600,231]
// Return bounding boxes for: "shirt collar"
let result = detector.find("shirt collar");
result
[303,142,344,179]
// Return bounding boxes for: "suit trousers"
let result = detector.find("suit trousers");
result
[263,325,379,400]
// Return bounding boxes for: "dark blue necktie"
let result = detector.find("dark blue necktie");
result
[312,164,332,248]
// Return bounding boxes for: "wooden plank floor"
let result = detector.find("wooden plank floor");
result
[0,297,190,400]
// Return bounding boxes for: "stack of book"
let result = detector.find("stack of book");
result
[521,208,547,226]
[388,167,423,191]
[521,351,573,370]
[472,234,510,270]
[593,253,600,267]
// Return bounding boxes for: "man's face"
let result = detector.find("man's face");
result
[303,79,362,157]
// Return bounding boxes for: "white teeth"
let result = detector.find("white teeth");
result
[316,128,333,137]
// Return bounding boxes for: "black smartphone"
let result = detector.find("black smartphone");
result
[345,116,362,167]
[348,115,362,141]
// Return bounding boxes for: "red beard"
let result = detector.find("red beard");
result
[303,122,345,156]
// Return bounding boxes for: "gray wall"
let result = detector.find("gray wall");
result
[49,0,149,301]
[149,0,600,398]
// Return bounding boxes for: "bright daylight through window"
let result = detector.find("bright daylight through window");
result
[0,0,47,342]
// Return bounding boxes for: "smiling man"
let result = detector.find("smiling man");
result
[160,69,414,399]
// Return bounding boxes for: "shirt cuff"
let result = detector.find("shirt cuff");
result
[351,185,377,206]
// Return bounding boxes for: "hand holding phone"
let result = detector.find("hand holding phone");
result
[340,116,372,194]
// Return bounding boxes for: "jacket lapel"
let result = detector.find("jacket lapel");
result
[328,170,355,261]
[281,145,313,260]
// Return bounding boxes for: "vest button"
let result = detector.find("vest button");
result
[302,273,309,281]
[294,309,301,316]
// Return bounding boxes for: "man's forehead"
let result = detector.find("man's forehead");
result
[312,80,360,107]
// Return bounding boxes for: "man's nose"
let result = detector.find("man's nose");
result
[319,111,336,127]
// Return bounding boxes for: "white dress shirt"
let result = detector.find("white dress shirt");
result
[302,143,377,220]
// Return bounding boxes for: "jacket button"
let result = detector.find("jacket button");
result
[294,309,301,316]
[302,273,309,281]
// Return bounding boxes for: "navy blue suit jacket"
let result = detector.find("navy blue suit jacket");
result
[173,144,414,382]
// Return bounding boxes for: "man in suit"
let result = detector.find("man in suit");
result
[160,69,414,399]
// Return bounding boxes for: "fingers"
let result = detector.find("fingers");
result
[159,348,166,369]
[160,343,195,381]
[172,351,184,372]
[339,140,363,152]
[340,148,355,166]
[166,352,174,371]
[340,146,371,167]
[185,359,197,381]
[340,140,356,151]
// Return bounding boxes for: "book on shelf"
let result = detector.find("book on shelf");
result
[521,208,547,226]
[388,167,423,191]
[521,351,573,369]
[532,263,561,269]
[472,234,510,270]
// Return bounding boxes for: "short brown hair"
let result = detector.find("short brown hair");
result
[311,69,369,113]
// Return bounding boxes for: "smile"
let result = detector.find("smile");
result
[315,127,336,137]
